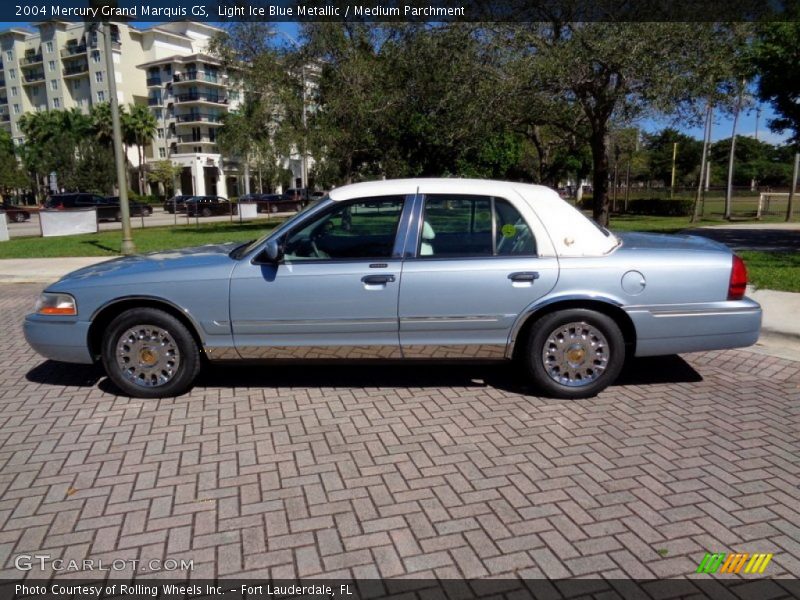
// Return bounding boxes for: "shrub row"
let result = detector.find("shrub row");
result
[578,197,694,216]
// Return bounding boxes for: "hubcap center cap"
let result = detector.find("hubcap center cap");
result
[139,348,158,366]
[566,345,586,366]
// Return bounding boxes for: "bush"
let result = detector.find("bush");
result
[624,198,694,216]
[126,190,159,205]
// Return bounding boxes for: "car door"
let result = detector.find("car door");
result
[229,195,412,359]
[398,193,559,358]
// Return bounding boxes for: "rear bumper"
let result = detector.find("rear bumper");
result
[626,298,762,357]
[23,315,94,364]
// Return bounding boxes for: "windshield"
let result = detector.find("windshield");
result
[230,197,329,259]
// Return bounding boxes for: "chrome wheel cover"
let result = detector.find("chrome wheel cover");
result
[541,321,609,387]
[115,325,181,388]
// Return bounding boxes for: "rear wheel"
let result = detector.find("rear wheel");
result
[523,309,625,399]
[13,212,26,222]
[201,207,212,217]
[271,204,279,213]
[101,307,201,398]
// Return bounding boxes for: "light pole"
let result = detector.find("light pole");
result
[102,22,135,255]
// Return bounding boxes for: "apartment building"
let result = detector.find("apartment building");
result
[0,20,225,189]
[139,53,240,198]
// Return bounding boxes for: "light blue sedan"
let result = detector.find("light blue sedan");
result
[24,179,761,399]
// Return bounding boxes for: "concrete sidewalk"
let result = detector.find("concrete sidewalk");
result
[2,255,798,348]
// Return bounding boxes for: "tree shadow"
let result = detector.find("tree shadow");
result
[682,227,800,251]
[80,240,117,253]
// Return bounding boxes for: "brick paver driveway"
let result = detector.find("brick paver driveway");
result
[1,283,799,580]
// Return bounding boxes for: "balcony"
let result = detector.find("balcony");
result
[173,71,224,85]
[0,80,5,88]
[177,135,216,144]
[175,113,223,124]
[146,76,162,86]
[22,71,46,84]
[147,96,163,106]
[21,54,43,66]
[63,63,89,77]
[0,97,7,105]
[1,114,9,122]
[175,92,228,104]
[61,44,87,58]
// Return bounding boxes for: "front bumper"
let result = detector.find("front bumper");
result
[626,298,762,357]
[24,315,94,364]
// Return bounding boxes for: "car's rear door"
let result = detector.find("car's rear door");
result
[229,195,413,359]
[397,192,559,358]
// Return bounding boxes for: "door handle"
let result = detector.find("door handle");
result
[508,271,539,282]
[361,274,396,285]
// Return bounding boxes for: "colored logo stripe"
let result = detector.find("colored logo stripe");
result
[696,553,773,574]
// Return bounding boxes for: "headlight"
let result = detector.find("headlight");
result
[34,293,77,316]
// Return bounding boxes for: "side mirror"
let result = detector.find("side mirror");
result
[264,239,284,263]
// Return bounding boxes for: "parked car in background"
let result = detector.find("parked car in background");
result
[164,195,193,214]
[1,200,31,222]
[44,193,121,222]
[105,197,153,217]
[185,195,235,217]
[282,188,309,207]
[240,193,301,213]
[24,179,761,399]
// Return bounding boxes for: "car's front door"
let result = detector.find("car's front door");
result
[229,195,411,359]
[398,193,559,358]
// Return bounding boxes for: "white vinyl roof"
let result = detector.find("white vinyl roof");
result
[328,178,619,257]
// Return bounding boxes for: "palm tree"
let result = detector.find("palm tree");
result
[124,104,157,194]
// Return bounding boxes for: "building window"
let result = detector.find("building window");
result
[95,71,103,83]
[159,147,166,158]
[53,97,60,109]
[45,41,53,53]
[157,128,164,139]
[91,50,101,63]
[72,79,81,90]
[154,108,162,119]
[50,80,58,90]
[13,104,20,114]
[48,60,55,72]
[32,86,39,96]
[5,51,11,61]
[8,69,15,80]
[10,87,17,97]
[97,90,105,102]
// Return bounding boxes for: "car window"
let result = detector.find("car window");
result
[419,194,536,258]
[283,196,405,261]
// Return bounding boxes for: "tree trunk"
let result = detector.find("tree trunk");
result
[137,144,144,195]
[590,127,610,227]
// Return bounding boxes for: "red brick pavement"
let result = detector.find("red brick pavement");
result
[0,283,798,579]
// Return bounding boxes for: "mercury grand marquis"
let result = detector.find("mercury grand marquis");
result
[24,179,762,399]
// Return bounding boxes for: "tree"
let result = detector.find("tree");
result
[147,160,182,199]
[643,129,704,188]
[751,10,800,145]
[0,129,26,194]
[123,104,157,194]
[512,22,749,226]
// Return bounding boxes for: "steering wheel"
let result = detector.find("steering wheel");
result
[309,223,331,258]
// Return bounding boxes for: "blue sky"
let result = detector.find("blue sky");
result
[2,20,790,146]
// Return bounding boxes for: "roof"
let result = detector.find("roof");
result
[328,178,619,257]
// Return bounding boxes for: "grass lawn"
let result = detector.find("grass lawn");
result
[738,251,800,293]
[0,221,280,259]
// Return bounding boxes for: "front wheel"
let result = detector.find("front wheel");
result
[13,212,26,222]
[101,307,201,398]
[523,309,625,399]
[201,207,212,217]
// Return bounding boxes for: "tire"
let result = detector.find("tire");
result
[270,204,278,213]
[115,210,122,222]
[13,212,26,223]
[101,307,201,398]
[201,207,212,217]
[523,309,625,399]
[145,207,153,216]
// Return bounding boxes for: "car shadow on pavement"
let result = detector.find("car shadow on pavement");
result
[26,355,702,398]
[26,360,105,387]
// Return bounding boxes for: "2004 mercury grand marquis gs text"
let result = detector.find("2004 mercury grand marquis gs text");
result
[24,179,762,399]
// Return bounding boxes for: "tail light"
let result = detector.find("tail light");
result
[728,254,748,300]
